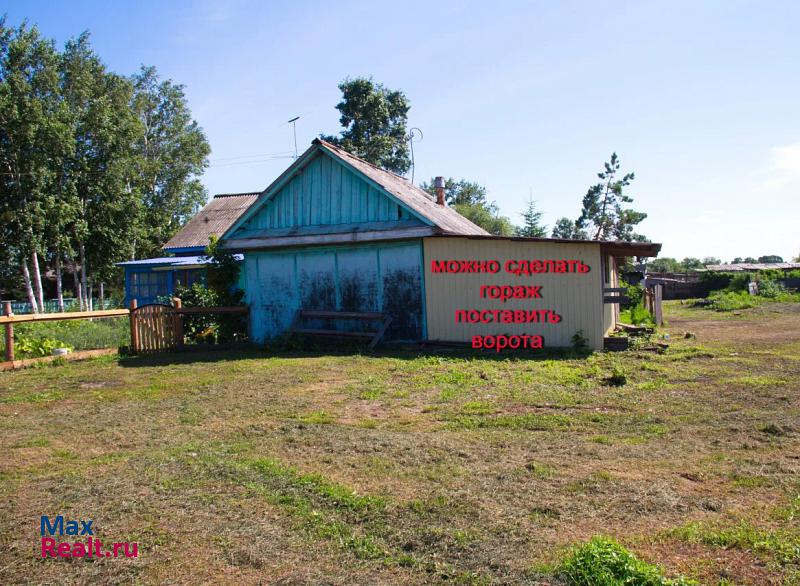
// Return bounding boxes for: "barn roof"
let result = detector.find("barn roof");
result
[314,140,489,236]
[163,192,260,252]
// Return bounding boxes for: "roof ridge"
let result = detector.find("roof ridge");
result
[213,192,262,199]
[314,139,415,185]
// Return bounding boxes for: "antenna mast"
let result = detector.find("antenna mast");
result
[288,116,300,158]
[407,127,423,184]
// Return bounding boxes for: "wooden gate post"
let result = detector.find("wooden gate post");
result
[3,301,13,362]
[129,299,139,353]
[173,298,184,348]
[654,284,663,326]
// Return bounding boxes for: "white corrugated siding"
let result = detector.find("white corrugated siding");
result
[423,238,605,350]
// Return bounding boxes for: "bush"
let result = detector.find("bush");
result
[559,536,696,586]
[756,278,785,298]
[707,291,756,311]
[620,302,655,326]
[606,367,627,387]
[172,282,247,344]
[621,281,643,309]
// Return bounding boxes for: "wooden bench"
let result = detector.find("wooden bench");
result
[287,310,392,350]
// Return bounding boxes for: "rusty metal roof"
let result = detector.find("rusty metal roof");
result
[705,262,800,271]
[314,140,490,236]
[163,192,259,251]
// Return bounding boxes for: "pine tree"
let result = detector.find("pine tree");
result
[516,197,547,237]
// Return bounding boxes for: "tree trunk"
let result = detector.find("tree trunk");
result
[55,255,65,312]
[21,262,39,314]
[88,283,93,312]
[79,241,88,312]
[32,250,45,311]
[72,265,83,311]
[99,282,105,310]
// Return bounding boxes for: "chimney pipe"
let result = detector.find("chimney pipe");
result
[434,176,445,206]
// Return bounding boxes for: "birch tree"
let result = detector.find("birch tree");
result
[0,21,63,312]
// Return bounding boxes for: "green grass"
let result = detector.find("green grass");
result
[668,521,800,566]
[557,537,697,585]
[445,412,573,431]
[1,301,799,584]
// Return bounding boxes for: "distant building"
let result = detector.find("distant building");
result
[705,263,800,272]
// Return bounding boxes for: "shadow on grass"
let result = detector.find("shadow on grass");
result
[117,340,592,368]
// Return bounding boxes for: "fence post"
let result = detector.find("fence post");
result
[3,302,13,362]
[173,298,184,349]
[654,284,663,326]
[129,299,139,353]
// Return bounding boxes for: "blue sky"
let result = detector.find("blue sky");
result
[6,0,799,261]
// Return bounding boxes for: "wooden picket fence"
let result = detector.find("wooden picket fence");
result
[128,299,249,353]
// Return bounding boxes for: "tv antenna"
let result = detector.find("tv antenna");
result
[407,127,423,184]
[288,116,300,158]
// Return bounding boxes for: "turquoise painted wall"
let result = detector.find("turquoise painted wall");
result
[244,241,425,343]
[234,152,423,236]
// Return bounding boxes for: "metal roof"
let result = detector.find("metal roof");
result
[706,263,800,272]
[429,233,662,257]
[116,255,243,268]
[314,140,489,236]
[163,193,260,251]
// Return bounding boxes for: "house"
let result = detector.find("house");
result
[117,193,258,304]
[217,139,661,350]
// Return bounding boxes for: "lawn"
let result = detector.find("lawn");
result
[0,302,798,584]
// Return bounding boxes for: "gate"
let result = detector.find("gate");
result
[129,302,183,353]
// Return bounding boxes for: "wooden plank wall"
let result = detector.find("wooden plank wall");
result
[422,238,605,350]
[244,153,416,230]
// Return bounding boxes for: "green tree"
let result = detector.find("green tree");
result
[681,258,703,271]
[58,32,142,309]
[321,77,410,174]
[757,255,783,263]
[732,257,744,264]
[516,197,547,237]
[131,65,210,259]
[421,177,515,236]
[577,153,647,241]
[647,257,681,273]
[793,252,800,263]
[702,256,721,266]
[0,20,63,312]
[551,217,588,239]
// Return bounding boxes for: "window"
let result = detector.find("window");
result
[130,271,169,301]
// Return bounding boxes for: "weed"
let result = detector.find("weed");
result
[606,366,627,386]
[296,410,334,425]
[558,536,697,585]
[524,461,555,479]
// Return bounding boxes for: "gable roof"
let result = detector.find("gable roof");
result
[164,192,260,251]
[314,140,489,236]
[223,140,489,242]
